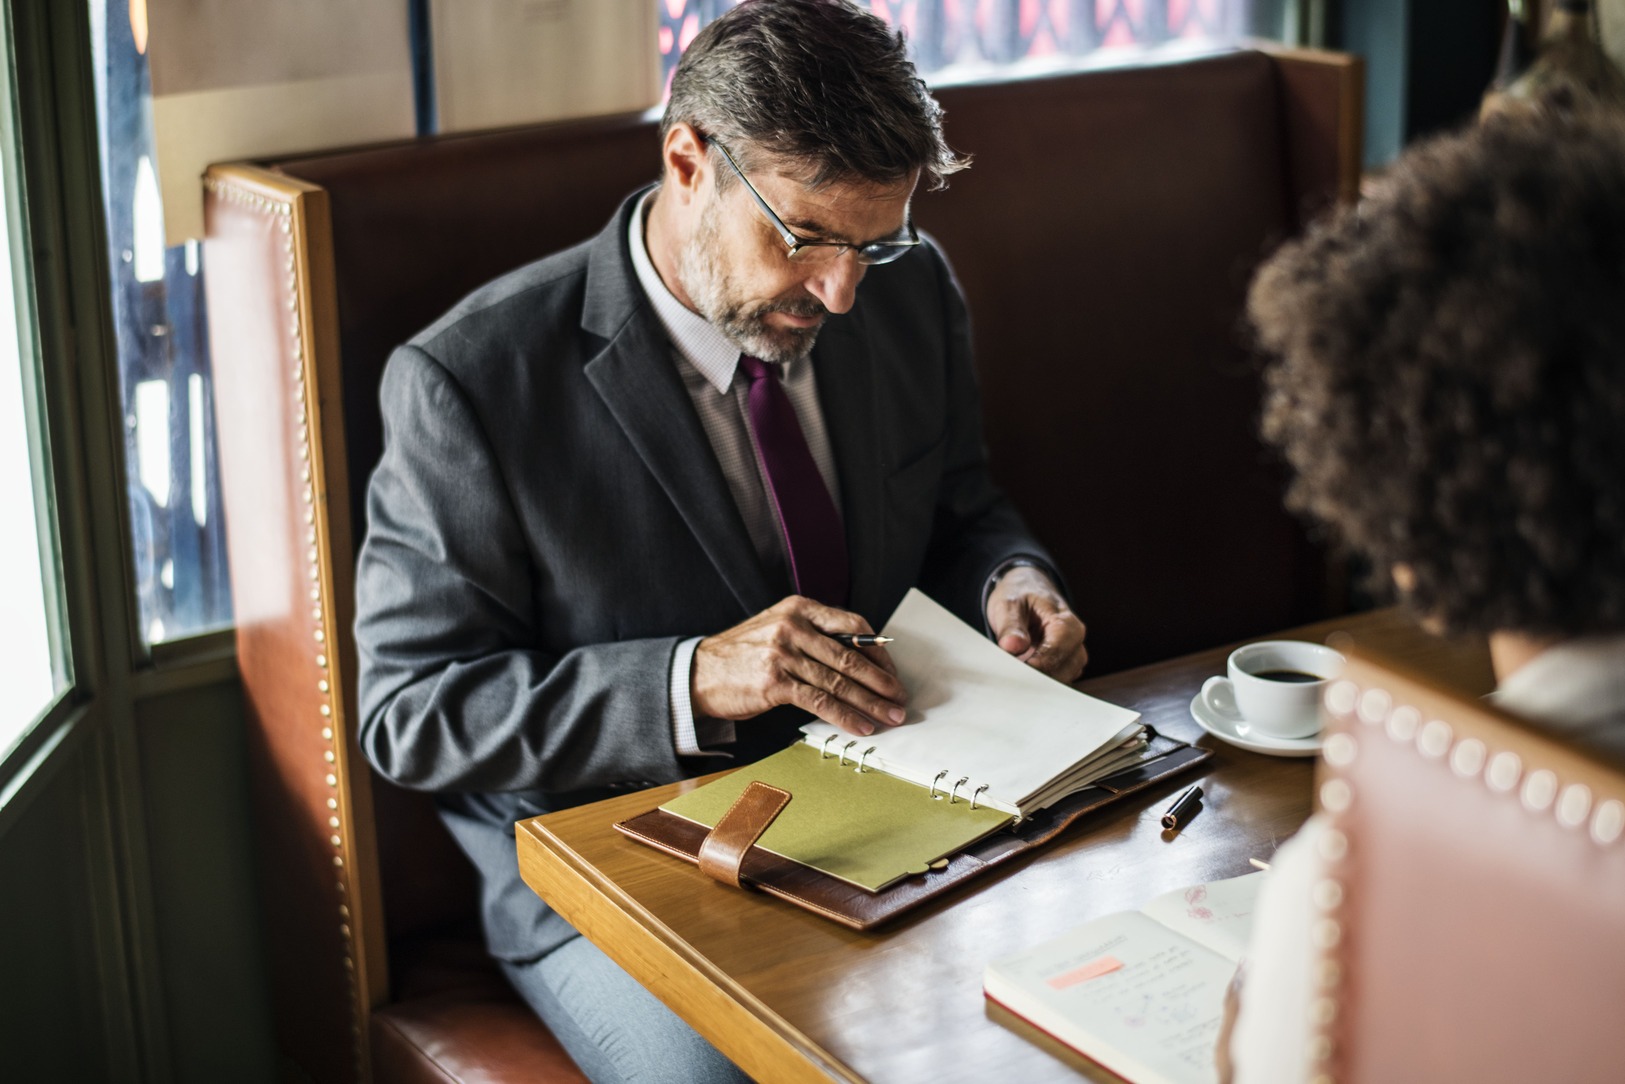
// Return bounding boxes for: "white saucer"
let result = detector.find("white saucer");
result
[1189,682,1323,758]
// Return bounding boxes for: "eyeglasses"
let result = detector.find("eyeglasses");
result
[707,138,920,266]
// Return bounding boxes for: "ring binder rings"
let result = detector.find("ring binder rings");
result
[823,743,1007,807]
[795,591,1149,820]
[615,729,1211,930]
[616,590,1213,926]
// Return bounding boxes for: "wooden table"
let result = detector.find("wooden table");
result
[517,609,1493,1083]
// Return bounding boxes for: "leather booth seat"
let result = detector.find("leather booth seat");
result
[203,45,1360,1083]
[370,927,586,1083]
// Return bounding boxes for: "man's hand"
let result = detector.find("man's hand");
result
[986,565,1089,682]
[692,596,907,736]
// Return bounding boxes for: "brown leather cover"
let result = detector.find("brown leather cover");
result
[1313,652,1625,1082]
[696,782,793,888]
[204,170,388,1084]
[616,734,1209,929]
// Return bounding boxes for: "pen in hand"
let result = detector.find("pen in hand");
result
[831,633,895,648]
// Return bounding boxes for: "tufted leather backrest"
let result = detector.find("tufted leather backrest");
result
[272,114,659,556]
[928,51,1347,671]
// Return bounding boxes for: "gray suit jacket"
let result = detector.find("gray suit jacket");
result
[354,191,1053,960]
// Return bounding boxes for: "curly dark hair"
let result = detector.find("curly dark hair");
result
[1249,110,1625,638]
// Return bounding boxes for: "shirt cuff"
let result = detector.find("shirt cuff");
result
[980,555,1059,637]
[670,636,735,757]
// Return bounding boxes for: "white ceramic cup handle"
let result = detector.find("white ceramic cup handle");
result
[1202,675,1237,715]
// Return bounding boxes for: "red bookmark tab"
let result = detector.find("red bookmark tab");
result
[1047,955,1125,990]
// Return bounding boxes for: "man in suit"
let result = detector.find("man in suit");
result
[355,2,1087,1080]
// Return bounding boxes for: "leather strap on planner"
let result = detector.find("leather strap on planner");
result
[696,781,793,889]
[617,733,1212,929]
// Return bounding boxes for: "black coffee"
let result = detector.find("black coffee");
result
[1251,669,1322,683]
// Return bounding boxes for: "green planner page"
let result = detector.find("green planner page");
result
[661,742,1014,892]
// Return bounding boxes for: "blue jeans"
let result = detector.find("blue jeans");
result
[502,934,753,1084]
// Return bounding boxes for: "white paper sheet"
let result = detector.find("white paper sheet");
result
[802,589,1141,816]
[985,910,1236,1084]
[1139,872,1265,963]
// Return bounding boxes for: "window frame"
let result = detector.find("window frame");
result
[0,0,180,1075]
[0,0,87,805]
[0,0,203,803]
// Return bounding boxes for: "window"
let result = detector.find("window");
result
[88,0,233,646]
[0,9,67,758]
[659,0,1273,88]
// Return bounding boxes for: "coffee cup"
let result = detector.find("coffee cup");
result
[1205,640,1345,740]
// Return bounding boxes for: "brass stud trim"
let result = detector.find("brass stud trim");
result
[1558,783,1593,829]
[1322,733,1357,768]
[1384,705,1420,743]
[1356,688,1391,726]
[1417,719,1453,759]
[1324,680,1358,718]
[1311,677,1625,1084]
[203,168,375,1076]
[1319,778,1352,814]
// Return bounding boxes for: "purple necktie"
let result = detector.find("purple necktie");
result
[739,355,849,606]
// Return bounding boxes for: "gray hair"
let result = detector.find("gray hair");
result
[661,0,969,191]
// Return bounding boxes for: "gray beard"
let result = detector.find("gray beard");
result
[677,198,827,365]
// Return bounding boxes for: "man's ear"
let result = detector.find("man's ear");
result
[662,123,710,207]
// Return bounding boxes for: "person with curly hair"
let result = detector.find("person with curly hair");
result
[1223,110,1625,1080]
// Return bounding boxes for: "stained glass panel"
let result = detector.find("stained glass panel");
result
[658,0,1261,85]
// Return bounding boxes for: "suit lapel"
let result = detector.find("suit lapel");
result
[581,196,779,616]
[812,307,886,623]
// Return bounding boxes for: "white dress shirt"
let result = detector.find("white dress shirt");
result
[627,190,842,756]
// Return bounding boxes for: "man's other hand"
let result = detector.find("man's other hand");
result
[692,596,907,736]
[986,565,1089,683]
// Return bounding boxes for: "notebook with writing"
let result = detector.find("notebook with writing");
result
[983,872,1263,1084]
